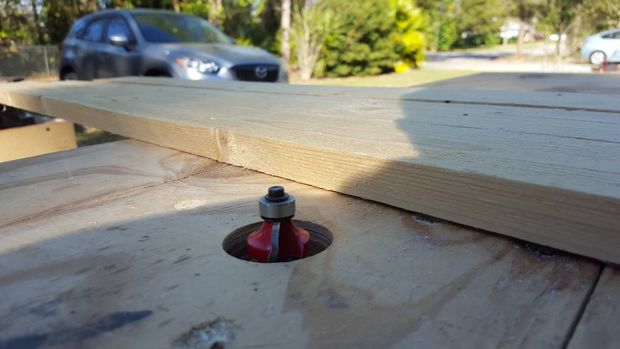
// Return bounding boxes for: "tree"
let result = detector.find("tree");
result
[221,1,263,45]
[539,0,581,59]
[390,0,426,69]
[1,0,39,46]
[42,0,100,44]
[291,0,333,79]
[280,0,291,71]
[179,0,280,52]
[103,0,134,8]
[30,0,45,44]
[511,0,544,55]
[178,1,209,21]
[315,0,399,77]
[454,0,508,48]
[417,0,456,52]
[575,0,620,48]
[539,0,620,60]
[208,0,223,27]
[419,0,505,51]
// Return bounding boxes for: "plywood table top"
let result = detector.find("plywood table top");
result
[0,140,616,349]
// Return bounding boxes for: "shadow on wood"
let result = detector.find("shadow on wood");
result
[0,140,602,349]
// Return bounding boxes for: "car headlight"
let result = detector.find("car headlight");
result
[176,57,220,74]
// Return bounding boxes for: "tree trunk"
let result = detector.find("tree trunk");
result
[298,17,311,80]
[172,0,180,12]
[516,19,525,55]
[555,32,562,61]
[30,0,44,44]
[280,0,291,71]
[85,0,99,12]
[72,0,80,14]
[208,0,223,27]
[293,3,329,81]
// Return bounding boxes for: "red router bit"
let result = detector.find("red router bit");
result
[246,186,310,263]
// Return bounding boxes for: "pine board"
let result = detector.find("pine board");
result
[0,78,619,264]
[569,266,620,349]
[424,72,620,96]
[0,140,602,349]
[0,120,76,163]
[112,76,620,112]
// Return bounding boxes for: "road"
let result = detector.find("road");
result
[424,43,592,73]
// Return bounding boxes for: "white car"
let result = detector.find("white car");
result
[580,29,620,65]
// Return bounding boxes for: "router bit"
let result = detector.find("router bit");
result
[246,186,310,263]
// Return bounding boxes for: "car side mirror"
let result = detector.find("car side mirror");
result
[109,34,130,49]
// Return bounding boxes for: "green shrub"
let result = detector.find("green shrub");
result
[437,18,458,51]
[453,0,506,48]
[391,0,427,68]
[455,32,501,48]
[315,0,399,78]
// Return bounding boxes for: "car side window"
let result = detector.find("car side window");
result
[82,19,107,42]
[107,18,134,42]
[602,32,620,39]
[70,20,87,39]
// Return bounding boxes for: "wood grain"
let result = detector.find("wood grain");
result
[0,79,619,264]
[0,140,602,348]
[424,72,620,96]
[569,266,620,349]
[0,139,212,236]
[0,120,76,162]
[110,76,620,113]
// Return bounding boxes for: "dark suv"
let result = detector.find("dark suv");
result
[59,9,288,82]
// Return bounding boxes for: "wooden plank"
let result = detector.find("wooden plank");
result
[0,120,76,163]
[0,79,619,264]
[569,266,620,349]
[0,140,603,348]
[112,76,620,113]
[0,139,212,234]
[424,72,620,96]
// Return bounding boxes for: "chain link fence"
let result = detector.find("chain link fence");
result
[0,45,59,78]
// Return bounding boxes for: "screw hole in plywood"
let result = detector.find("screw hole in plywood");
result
[222,220,333,262]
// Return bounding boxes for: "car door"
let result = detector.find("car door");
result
[99,17,142,78]
[76,18,108,80]
[608,31,620,62]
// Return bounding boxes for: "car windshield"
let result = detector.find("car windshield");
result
[131,12,230,44]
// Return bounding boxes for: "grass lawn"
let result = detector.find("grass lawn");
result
[290,68,474,87]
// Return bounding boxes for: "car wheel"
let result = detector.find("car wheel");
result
[589,51,607,65]
[61,71,78,80]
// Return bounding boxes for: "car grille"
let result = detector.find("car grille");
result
[231,64,279,82]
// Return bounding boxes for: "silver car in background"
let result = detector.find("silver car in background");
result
[59,9,288,82]
[580,29,620,65]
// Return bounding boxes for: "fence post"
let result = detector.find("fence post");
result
[43,46,51,76]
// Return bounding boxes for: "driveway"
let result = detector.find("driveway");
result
[424,44,591,73]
